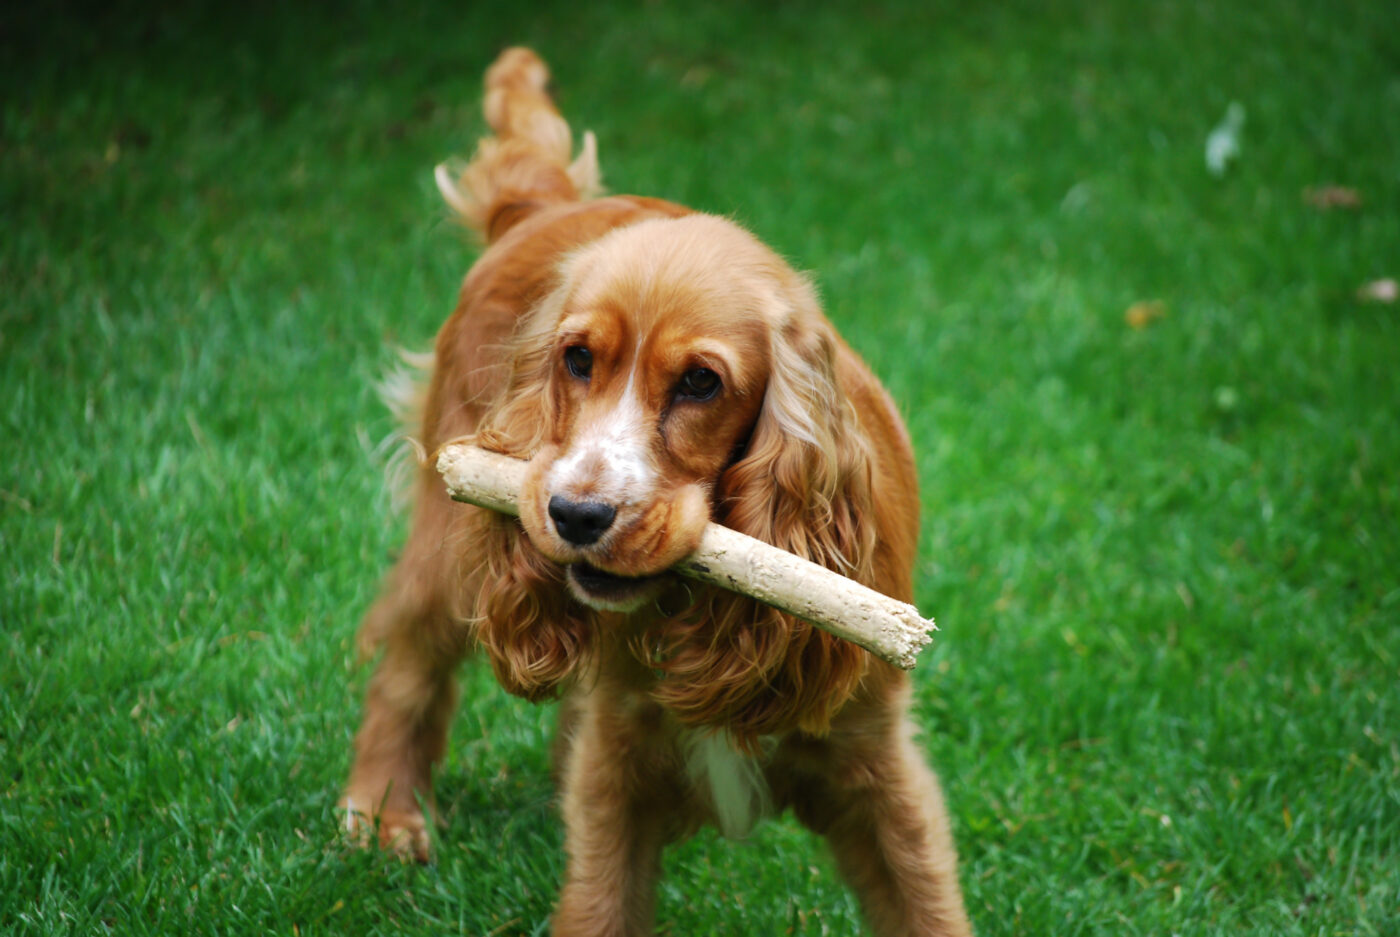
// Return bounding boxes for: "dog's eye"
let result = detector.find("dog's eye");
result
[676,367,721,401]
[564,346,592,380]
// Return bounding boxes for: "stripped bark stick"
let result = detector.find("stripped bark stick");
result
[434,442,935,669]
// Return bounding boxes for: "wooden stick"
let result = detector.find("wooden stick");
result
[435,443,936,670]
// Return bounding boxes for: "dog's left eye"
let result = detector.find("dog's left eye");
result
[676,367,721,401]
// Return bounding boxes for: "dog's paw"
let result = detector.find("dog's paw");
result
[339,795,432,863]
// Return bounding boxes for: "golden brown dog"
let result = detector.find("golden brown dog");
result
[343,47,972,937]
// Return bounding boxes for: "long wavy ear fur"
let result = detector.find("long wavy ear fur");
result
[463,290,590,698]
[471,289,565,458]
[639,277,877,748]
[469,508,589,700]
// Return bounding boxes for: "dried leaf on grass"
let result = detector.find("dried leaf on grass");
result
[1304,185,1363,210]
[1125,300,1167,330]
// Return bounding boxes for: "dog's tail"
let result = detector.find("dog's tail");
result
[434,48,600,243]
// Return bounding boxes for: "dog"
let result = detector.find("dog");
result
[342,47,973,937]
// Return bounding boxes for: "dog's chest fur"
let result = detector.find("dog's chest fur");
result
[680,730,774,840]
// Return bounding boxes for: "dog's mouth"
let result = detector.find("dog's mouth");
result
[566,562,666,612]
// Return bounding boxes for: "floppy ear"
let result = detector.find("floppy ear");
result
[639,280,877,747]
[469,287,569,459]
[468,507,589,701]
[461,289,591,699]
[720,296,877,577]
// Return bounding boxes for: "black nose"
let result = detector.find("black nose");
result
[547,495,617,546]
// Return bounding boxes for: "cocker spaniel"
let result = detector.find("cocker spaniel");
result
[343,47,973,937]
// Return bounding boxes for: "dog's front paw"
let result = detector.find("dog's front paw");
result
[339,794,432,862]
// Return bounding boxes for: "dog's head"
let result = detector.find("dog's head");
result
[473,214,877,738]
[518,215,786,611]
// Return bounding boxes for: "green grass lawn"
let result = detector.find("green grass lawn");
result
[4,1,1398,933]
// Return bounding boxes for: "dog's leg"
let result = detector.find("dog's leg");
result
[341,579,467,857]
[342,457,477,860]
[799,723,973,937]
[551,693,669,937]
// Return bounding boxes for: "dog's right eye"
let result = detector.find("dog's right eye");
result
[564,346,592,380]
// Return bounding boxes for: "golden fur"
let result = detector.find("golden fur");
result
[342,47,973,937]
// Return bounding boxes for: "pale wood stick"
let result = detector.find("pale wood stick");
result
[435,443,936,670]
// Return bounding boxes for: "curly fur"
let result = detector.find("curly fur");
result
[341,47,973,937]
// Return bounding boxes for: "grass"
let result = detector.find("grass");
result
[3,0,1398,933]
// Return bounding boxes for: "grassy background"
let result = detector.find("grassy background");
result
[4,0,1398,933]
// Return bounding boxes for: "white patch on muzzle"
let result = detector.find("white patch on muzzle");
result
[546,355,655,506]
